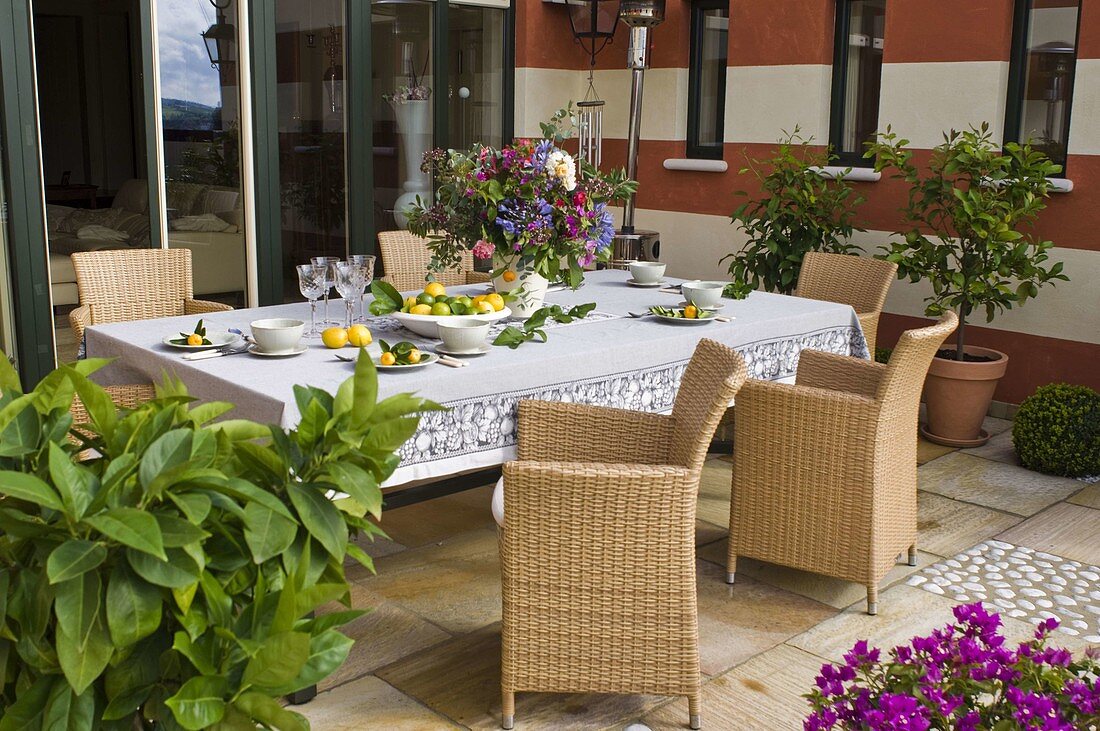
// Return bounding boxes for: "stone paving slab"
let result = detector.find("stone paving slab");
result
[997,502,1100,566]
[918,452,1080,517]
[297,675,462,730]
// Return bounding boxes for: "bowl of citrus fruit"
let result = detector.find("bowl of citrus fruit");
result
[391,281,510,338]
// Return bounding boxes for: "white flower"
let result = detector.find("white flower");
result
[545,150,577,191]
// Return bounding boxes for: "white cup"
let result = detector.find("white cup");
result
[629,261,666,284]
[437,317,490,353]
[681,281,725,309]
[250,318,304,354]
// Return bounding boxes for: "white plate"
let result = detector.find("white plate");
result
[248,344,308,357]
[163,331,241,350]
[375,352,439,370]
[652,312,718,325]
[679,300,724,310]
[626,278,667,288]
[435,342,492,357]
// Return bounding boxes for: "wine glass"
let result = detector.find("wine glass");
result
[334,262,367,329]
[296,264,326,336]
[348,254,376,322]
[311,256,341,326]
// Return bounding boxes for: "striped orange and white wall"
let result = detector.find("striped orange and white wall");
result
[515,0,1100,404]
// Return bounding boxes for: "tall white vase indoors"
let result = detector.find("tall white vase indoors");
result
[392,99,431,229]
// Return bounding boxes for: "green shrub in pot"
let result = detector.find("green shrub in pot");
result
[0,352,441,730]
[1012,383,1100,478]
[722,128,864,296]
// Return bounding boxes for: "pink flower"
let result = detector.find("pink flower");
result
[472,239,494,260]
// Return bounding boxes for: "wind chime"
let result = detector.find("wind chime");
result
[567,1,621,171]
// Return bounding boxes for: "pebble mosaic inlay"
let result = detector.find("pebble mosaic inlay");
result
[907,540,1100,643]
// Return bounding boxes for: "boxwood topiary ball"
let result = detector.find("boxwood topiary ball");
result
[1012,383,1100,478]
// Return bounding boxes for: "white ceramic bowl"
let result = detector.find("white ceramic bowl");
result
[629,261,666,284]
[250,318,304,354]
[437,317,491,352]
[681,280,725,309]
[392,307,511,339]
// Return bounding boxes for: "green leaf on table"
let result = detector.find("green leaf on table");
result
[85,507,166,559]
[243,501,298,564]
[368,280,402,315]
[106,562,162,646]
[165,675,228,731]
[242,631,311,692]
[287,483,348,560]
[47,539,107,584]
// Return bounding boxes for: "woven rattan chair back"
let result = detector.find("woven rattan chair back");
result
[72,249,194,327]
[797,252,898,315]
[377,230,477,291]
[876,312,958,409]
[669,338,749,471]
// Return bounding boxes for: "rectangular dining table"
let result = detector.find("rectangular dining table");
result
[85,269,869,491]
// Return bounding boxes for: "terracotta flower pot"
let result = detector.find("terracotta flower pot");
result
[921,345,1009,447]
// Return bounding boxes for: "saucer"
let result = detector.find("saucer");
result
[374,352,439,370]
[163,331,241,350]
[436,342,492,357]
[626,278,666,288]
[678,300,725,310]
[248,344,308,357]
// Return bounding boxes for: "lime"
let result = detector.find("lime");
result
[450,303,467,316]
[416,293,436,305]
[430,302,452,317]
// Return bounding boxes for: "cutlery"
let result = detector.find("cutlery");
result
[183,343,250,361]
[437,354,467,368]
[716,316,734,323]
[628,311,652,319]
[332,353,355,362]
[658,285,682,295]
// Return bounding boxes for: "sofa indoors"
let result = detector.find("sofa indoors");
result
[48,179,247,307]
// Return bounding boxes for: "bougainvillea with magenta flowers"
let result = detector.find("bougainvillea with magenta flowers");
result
[406,108,636,288]
[806,602,1100,730]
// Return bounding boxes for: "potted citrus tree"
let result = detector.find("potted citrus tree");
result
[868,123,1067,446]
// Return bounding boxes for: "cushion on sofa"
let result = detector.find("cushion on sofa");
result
[112,179,149,214]
[172,213,234,233]
[77,224,130,243]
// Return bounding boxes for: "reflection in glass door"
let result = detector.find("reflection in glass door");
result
[0,114,15,362]
[275,0,348,302]
[372,0,434,234]
[157,0,250,307]
[448,3,504,151]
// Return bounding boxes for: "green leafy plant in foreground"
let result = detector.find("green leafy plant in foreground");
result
[0,351,442,729]
[492,303,596,349]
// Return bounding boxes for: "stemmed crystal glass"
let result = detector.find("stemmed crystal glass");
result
[334,262,368,329]
[296,264,326,337]
[311,256,341,326]
[347,254,376,322]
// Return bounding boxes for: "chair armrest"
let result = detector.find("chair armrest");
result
[185,299,234,315]
[69,304,92,343]
[796,350,885,399]
[465,271,491,284]
[857,311,880,354]
[517,400,674,464]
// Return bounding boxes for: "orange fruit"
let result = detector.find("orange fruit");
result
[187,333,203,346]
[486,293,505,312]
[684,305,698,319]
[380,352,396,366]
[502,270,517,283]
[407,349,422,364]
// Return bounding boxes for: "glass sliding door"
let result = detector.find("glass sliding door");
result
[447,2,504,151]
[0,109,15,363]
[157,0,249,307]
[274,0,348,302]
[372,0,434,234]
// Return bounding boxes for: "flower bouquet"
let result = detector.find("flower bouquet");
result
[406,109,635,316]
[806,602,1100,730]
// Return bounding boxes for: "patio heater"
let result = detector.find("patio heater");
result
[609,0,665,270]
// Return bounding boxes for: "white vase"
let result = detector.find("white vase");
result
[392,100,432,229]
[492,255,549,319]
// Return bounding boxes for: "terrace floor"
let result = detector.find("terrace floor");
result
[301,417,1100,730]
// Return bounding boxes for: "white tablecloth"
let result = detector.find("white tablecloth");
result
[85,270,868,487]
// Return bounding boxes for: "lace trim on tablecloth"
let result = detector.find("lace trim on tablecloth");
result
[398,324,867,466]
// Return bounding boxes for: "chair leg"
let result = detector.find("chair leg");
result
[866,585,878,616]
[502,690,514,729]
[726,555,737,585]
[688,694,701,730]
[907,545,918,567]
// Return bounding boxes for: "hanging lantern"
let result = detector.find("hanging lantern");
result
[566,1,619,171]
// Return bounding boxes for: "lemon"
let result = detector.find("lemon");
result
[486,293,505,312]
[403,296,418,310]
[380,352,396,366]
[502,270,517,283]
[407,349,422,364]
[471,294,486,305]
[684,305,698,320]
[430,302,452,316]
[322,327,349,348]
[474,300,495,315]
[424,281,446,298]
[347,324,372,347]
[187,333,203,346]
[410,303,433,316]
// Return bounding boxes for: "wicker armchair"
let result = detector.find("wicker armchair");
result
[500,339,748,730]
[69,249,232,342]
[726,313,958,615]
[377,230,491,292]
[796,252,898,353]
